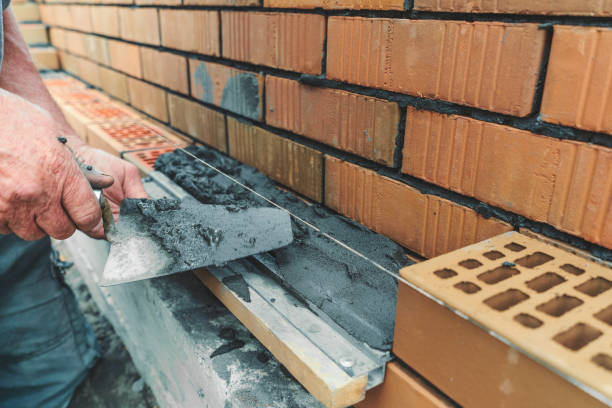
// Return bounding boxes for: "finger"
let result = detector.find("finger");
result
[35,205,76,240]
[61,170,103,233]
[9,219,46,241]
[83,221,105,240]
[122,164,148,199]
[81,163,115,189]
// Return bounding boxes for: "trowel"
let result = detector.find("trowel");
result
[96,194,293,286]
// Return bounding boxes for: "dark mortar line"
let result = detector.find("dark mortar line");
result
[320,15,328,77]
[530,24,554,115]
[43,3,612,26]
[223,115,230,155]
[261,73,267,123]
[393,358,462,408]
[54,27,612,149]
[320,147,326,206]
[403,0,413,12]
[392,104,407,169]
[217,11,223,58]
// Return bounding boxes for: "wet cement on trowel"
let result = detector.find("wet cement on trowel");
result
[155,146,411,350]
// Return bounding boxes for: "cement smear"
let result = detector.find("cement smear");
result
[155,146,411,350]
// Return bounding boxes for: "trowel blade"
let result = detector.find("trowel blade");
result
[99,197,293,286]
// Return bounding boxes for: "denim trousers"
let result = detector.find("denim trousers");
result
[0,235,98,408]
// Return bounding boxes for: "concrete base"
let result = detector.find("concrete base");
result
[61,232,321,408]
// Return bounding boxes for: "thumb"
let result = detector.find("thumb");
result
[80,161,114,189]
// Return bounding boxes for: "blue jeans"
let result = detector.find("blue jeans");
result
[0,235,98,408]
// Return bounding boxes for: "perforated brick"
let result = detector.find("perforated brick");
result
[396,231,611,406]
[124,146,180,175]
[87,121,177,157]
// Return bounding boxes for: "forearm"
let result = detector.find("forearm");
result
[0,9,84,148]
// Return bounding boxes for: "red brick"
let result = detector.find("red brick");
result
[327,18,546,116]
[266,76,400,165]
[108,40,141,77]
[128,78,168,122]
[159,10,219,55]
[12,2,40,22]
[185,0,257,5]
[415,0,612,15]
[70,6,93,32]
[49,27,66,50]
[90,6,120,37]
[402,107,612,248]
[77,58,102,88]
[119,8,160,45]
[83,35,109,65]
[136,0,180,5]
[58,51,80,77]
[168,94,227,152]
[541,26,612,135]
[100,67,129,102]
[264,0,402,8]
[222,12,325,74]
[141,48,188,94]
[228,118,323,201]
[65,30,86,57]
[325,156,512,258]
[39,5,55,25]
[189,59,263,120]
[31,47,59,71]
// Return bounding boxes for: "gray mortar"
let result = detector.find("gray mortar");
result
[155,146,411,350]
[221,73,261,120]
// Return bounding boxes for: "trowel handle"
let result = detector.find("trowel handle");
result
[93,189,116,241]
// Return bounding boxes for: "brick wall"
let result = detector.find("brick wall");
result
[38,2,612,260]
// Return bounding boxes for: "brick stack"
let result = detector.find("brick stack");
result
[36,1,612,406]
[13,0,59,69]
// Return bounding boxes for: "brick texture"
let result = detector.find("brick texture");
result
[168,94,227,152]
[12,2,40,22]
[70,6,93,32]
[119,8,160,45]
[128,78,168,122]
[325,156,512,258]
[189,59,263,120]
[108,40,142,77]
[159,10,219,55]
[100,67,129,102]
[185,0,257,5]
[90,6,120,37]
[541,26,612,135]
[78,58,102,88]
[402,107,612,248]
[264,0,403,9]
[141,48,189,94]
[228,118,323,201]
[414,0,612,15]
[266,76,400,165]
[65,30,85,56]
[84,35,109,65]
[222,12,325,74]
[327,18,546,116]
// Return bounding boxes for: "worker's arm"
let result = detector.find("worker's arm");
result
[0,8,146,241]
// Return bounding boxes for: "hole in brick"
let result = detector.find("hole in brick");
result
[454,281,481,294]
[459,259,482,269]
[594,304,612,326]
[514,252,554,268]
[592,353,612,372]
[574,277,612,297]
[525,272,566,293]
[434,269,457,279]
[553,323,602,351]
[483,250,505,260]
[536,295,583,317]
[477,266,519,285]
[559,264,584,276]
[514,313,543,329]
[484,289,529,311]
[504,242,526,252]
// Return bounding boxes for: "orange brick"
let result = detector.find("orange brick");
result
[228,118,323,201]
[100,66,129,102]
[83,35,109,65]
[264,0,403,9]
[128,78,168,122]
[141,48,188,94]
[356,362,453,408]
[325,157,512,258]
[12,2,40,22]
[39,4,55,25]
[58,51,80,77]
[136,0,180,5]
[415,0,612,15]
[159,10,218,55]
[78,58,102,88]
[541,26,612,135]
[65,30,85,56]
[402,107,612,249]
[185,0,257,5]
[327,18,546,116]
[119,8,160,45]
[90,6,120,37]
[222,12,325,74]
[31,47,59,71]
[49,27,66,50]
[108,40,141,77]
[168,94,227,152]
[70,6,93,32]
[266,77,400,165]
[189,59,263,120]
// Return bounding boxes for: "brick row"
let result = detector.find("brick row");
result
[264,0,404,10]
[227,118,323,201]
[402,107,612,248]
[327,17,546,116]
[119,8,160,45]
[265,76,400,166]
[325,156,512,258]
[189,59,263,120]
[160,10,219,55]
[414,0,612,15]
[141,48,189,94]
[127,78,169,122]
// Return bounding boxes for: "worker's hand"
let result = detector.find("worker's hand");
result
[0,90,105,241]
[75,146,148,238]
